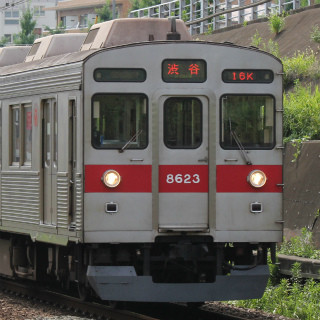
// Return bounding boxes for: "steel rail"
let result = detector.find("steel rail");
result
[0,278,159,320]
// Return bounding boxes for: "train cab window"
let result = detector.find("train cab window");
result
[221,95,274,149]
[92,94,148,150]
[164,97,202,149]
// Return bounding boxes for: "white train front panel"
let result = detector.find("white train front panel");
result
[83,42,283,244]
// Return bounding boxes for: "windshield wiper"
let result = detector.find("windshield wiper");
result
[229,119,252,165]
[119,129,143,153]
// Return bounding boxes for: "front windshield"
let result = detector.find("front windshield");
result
[221,95,275,149]
[92,94,148,149]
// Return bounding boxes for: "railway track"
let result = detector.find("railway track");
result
[0,278,157,320]
[0,277,279,320]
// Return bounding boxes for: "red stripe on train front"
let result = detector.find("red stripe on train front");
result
[216,165,283,193]
[85,165,152,193]
[85,164,282,193]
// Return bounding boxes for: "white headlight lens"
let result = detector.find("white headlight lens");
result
[102,170,121,188]
[248,170,267,188]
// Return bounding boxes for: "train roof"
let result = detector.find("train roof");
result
[0,46,31,67]
[0,40,282,78]
[0,18,282,77]
[80,18,192,51]
[25,33,87,62]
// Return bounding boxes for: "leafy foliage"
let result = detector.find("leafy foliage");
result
[268,13,285,35]
[44,22,66,35]
[95,0,112,22]
[14,7,36,45]
[282,49,319,88]
[0,36,8,47]
[229,259,320,319]
[311,24,320,43]
[279,227,320,259]
[250,31,280,57]
[283,83,320,141]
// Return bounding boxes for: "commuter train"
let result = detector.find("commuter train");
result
[0,18,283,303]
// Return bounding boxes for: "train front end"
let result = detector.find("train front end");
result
[82,19,283,302]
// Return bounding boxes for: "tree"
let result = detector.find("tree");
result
[0,36,8,47]
[95,0,112,23]
[44,21,66,35]
[14,7,36,45]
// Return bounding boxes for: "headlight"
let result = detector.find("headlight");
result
[247,170,267,188]
[102,170,121,188]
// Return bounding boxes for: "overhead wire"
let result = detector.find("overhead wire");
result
[0,0,32,11]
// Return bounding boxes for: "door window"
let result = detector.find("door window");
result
[164,97,202,149]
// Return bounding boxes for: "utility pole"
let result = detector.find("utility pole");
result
[112,0,116,19]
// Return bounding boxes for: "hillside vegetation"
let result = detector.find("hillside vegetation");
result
[195,5,320,142]
[200,6,320,318]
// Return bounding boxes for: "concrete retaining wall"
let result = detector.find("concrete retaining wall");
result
[284,141,320,246]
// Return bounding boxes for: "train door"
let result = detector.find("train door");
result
[42,99,57,225]
[68,99,76,227]
[0,105,1,226]
[158,96,209,231]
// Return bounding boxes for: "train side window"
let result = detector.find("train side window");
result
[0,106,2,166]
[92,94,148,150]
[23,105,32,165]
[11,105,21,165]
[164,97,202,149]
[10,104,32,166]
[220,95,275,149]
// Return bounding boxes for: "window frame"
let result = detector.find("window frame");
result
[23,104,33,166]
[163,97,203,150]
[219,94,276,150]
[10,103,33,167]
[91,93,149,150]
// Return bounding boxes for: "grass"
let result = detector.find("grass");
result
[279,227,320,259]
[268,13,286,35]
[283,82,320,142]
[282,49,319,88]
[228,230,320,319]
[311,25,320,43]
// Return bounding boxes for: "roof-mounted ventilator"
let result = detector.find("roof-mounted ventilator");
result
[166,18,181,40]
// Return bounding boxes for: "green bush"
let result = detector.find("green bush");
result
[282,49,319,88]
[311,24,320,43]
[279,227,320,259]
[283,83,320,141]
[229,262,320,319]
[250,31,280,57]
[268,13,285,35]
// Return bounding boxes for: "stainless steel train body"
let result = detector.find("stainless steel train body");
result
[0,18,283,303]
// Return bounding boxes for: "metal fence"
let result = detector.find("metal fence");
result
[128,0,312,35]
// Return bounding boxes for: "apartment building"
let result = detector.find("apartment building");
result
[0,0,57,43]
[47,0,132,31]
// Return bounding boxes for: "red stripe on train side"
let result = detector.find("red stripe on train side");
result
[216,165,283,193]
[85,165,152,193]
[159,165,208,193]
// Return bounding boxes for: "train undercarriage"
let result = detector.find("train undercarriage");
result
[0,232,273,302]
